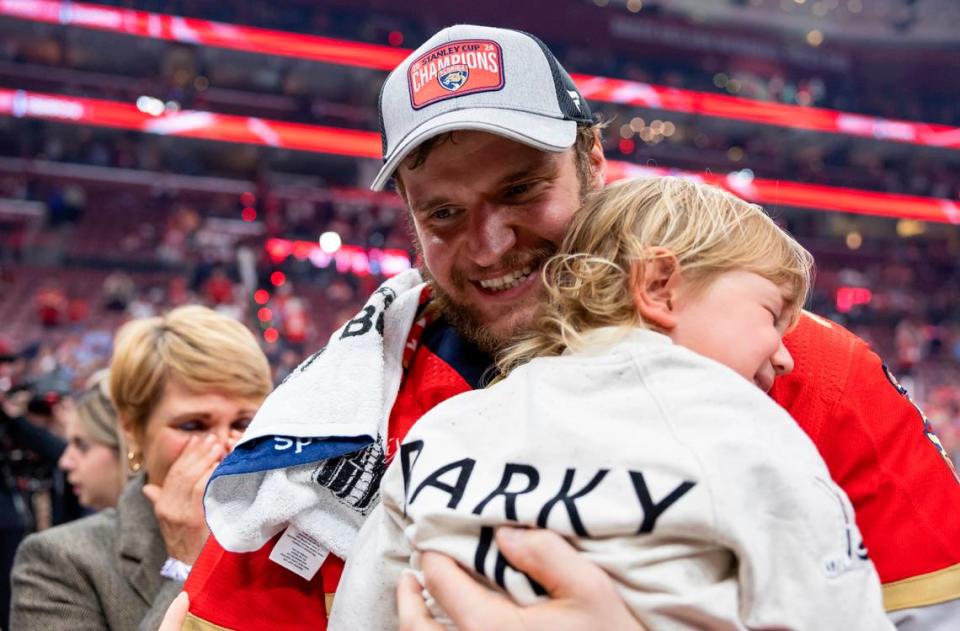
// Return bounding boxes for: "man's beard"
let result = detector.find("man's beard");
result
[421,245,557,356]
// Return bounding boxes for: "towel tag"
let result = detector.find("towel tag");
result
[269,523,329,580]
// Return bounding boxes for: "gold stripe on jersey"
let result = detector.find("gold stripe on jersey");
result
[883,562,960,611]
[182,612,233,631]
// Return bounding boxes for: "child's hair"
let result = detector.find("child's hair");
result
[497,176,813,376]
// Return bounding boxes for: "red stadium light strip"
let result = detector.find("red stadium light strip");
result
[836,287,873,313]
[605,161,960,224]
[0,0,408,71]
[3,0,960,149]
[571,75,960,150]
[266,238,412,278]
[0,89,381,158]
[1,88,957,224]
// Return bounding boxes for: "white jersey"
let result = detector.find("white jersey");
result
[331,328,892,630]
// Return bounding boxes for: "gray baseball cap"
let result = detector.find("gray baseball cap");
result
[371,24,594,191]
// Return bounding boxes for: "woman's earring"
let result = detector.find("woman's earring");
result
[127,450,142,473]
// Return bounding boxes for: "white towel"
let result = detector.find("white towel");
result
[204,269,426,561]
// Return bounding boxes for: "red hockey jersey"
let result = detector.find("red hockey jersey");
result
[772,311,960,611]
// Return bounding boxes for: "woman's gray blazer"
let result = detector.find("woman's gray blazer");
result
[10,474,182,630]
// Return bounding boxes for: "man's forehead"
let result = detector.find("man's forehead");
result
[400,131,565,185]
[407,159,563,216]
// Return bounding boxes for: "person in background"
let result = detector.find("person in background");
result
[0,386,67,631]
[58,370,125,511]
[10,305,272,631]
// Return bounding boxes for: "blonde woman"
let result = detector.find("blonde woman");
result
[11,306,272,631]
[58,371,125,511]
[331,177,892,630]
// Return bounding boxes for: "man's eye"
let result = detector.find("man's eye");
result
[177,420,205,432]
[232,418,253,432]
[429,207,456,221]
[504,182,534,198]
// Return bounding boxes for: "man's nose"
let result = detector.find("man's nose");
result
[772,341,794,376]
[466,204,516,267]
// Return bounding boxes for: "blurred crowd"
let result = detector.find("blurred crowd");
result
[5,0,958,126]
[2,5,959,205]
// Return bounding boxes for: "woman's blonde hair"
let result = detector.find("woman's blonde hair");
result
[497,176,813,376]
[109,305,272,432]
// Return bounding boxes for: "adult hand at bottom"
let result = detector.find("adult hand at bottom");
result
[398,526,645,631]
[159,592,189,631]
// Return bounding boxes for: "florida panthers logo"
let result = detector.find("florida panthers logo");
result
[439,66,469,91]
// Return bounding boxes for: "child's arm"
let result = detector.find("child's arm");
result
[706,402,895,630]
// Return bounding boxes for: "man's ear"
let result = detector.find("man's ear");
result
[630,248,681,331]
[587,132,607,191]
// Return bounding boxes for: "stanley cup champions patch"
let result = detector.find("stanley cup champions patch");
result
[408,40,504,109]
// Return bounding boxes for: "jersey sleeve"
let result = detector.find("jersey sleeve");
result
[775,312,960,615]
[819,343,960,612]
[707,421,893,630]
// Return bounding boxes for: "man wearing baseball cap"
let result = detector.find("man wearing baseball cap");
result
[182,24,960,630]
[372,25,595,192]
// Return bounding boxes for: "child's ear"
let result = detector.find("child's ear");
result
[586,132,607,192]
[631,248,681,331]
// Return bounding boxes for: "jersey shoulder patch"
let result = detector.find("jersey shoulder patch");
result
[882,363,960,485]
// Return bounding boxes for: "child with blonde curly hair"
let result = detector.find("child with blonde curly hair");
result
[331,177,892,630]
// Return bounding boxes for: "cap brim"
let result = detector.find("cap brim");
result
[370,108,577,191]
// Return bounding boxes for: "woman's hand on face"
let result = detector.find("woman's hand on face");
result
[142,434,225,565]
[397,527,645,631]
